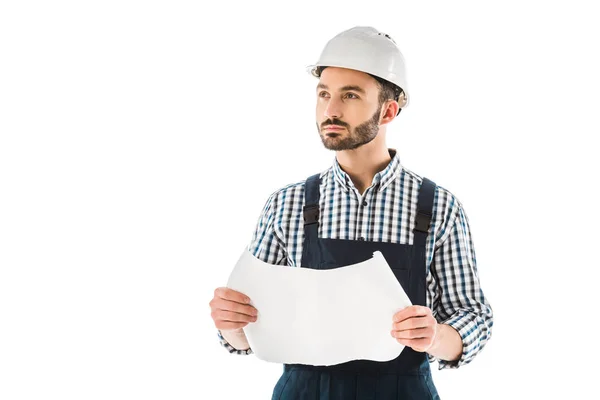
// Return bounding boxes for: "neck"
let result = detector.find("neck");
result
[336,135,392,195]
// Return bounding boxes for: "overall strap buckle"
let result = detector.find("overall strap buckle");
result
[413,210,432,233]
[303,204,319,226]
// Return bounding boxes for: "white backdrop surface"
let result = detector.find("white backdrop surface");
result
[1,1,598,399]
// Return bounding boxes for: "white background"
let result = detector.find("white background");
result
[1,1,598,399]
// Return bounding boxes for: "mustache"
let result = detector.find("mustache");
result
[321,119,348,128]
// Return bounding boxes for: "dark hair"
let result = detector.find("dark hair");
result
[315,66,404,114]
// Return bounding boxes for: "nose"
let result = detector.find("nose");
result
[324,97,342,120]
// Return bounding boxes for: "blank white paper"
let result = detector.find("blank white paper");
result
[225,248,412,366]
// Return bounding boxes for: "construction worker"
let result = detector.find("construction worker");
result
[209,26,493,399]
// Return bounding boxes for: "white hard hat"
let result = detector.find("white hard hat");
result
[307,26,410,109]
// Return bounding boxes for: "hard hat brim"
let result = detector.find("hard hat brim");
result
[305,64,410,108]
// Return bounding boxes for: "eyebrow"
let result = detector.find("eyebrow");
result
[316,83,366,94]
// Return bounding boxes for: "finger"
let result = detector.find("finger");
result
[212,309,257,323]
[393,337,432,352]
[212,297,257,317]
[215,287,251,305]
[216,321,249,331]
[393,305,431,321]
[393,305,431,322]
[393,315,434,331]
[391,325,434,340]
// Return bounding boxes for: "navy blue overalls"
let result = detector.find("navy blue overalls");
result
[271,173,441,400]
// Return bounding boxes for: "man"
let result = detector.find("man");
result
[209,26,493,399]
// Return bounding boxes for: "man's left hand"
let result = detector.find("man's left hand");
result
[391,305,438,352]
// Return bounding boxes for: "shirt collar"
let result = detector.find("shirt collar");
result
[332,148,402,193]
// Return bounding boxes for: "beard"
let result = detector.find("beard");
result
[317,104,382,151]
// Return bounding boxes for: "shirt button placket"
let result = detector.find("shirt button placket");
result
[358,195,368,241]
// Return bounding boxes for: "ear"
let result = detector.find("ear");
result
[381,99,400,124]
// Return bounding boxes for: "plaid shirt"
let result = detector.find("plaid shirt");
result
[217,148,493,370]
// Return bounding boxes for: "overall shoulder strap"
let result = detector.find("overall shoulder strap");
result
[300,173,321,268]
[413,177,436,247]
[303,173,321,225]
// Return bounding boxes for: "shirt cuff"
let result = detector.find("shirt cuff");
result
[434,312,485,370]
[217,330,253,355]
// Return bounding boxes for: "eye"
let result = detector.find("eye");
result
[345,93,359,99]
[318,91,329,98]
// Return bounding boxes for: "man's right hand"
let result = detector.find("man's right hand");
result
[209,287,258,332]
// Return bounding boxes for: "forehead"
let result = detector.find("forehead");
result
[317,67,378,92]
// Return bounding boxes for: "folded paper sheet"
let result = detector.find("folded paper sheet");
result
[226,249,412,366]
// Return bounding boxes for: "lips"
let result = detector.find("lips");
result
[324,125,345,130]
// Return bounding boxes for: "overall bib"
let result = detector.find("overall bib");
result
[271,173,441,400]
